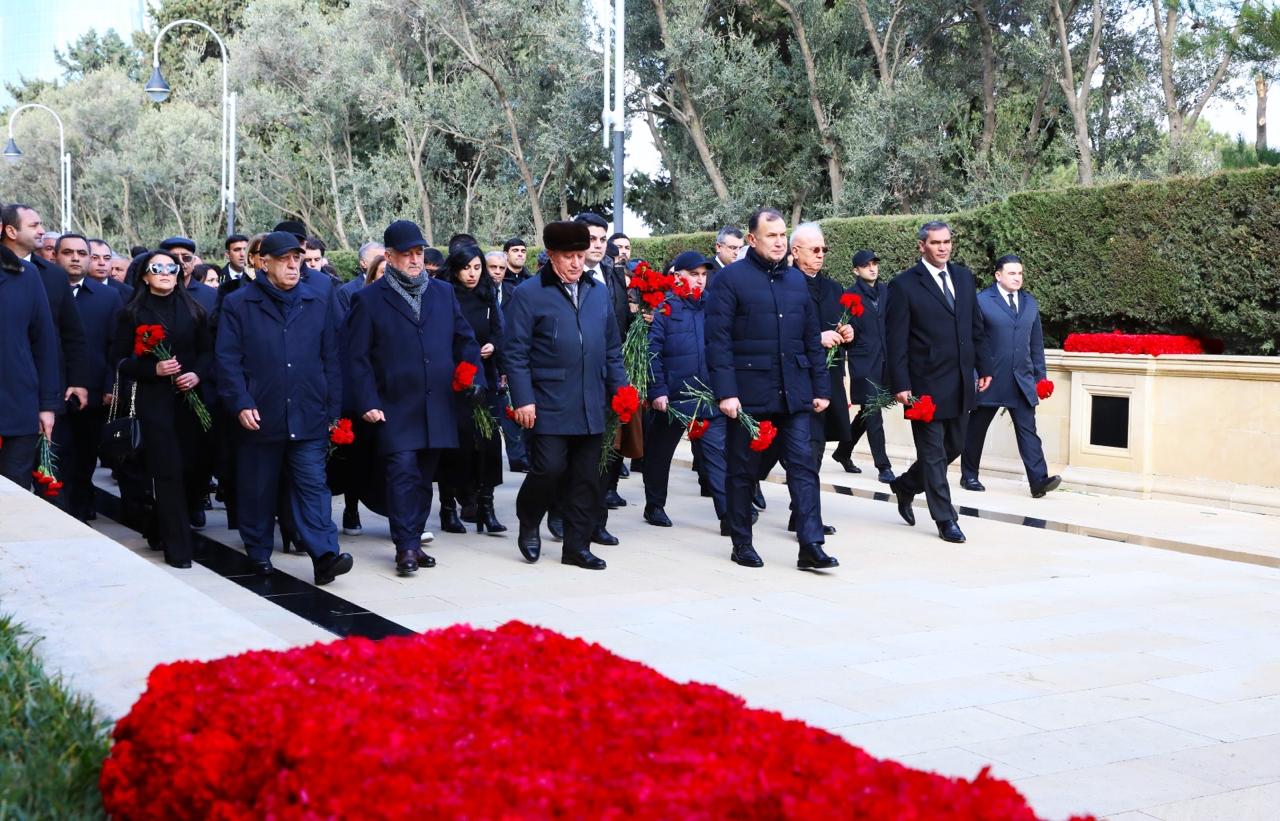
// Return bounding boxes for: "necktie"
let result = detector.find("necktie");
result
[938,269,955,310]
[1007,292,1018,315]
[564,282,578,307]
[72,283,81,299]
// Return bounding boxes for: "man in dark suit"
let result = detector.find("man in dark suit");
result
[831,249,895,483]
[505,221,627,570]
[705,208,838,571]
[886,221,994,544]
[344,220,482,575]
[0,244,60,488]
[219,234,249,284]
[87,239,132,299]
[711,226,744,272]
[960,255,1061,498]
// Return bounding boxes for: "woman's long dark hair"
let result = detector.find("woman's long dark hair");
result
[445,245,495,303]
[123,250,208,328]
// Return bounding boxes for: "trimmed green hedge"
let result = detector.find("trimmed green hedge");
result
[631,168,1280,354]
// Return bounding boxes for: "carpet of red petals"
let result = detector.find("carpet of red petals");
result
[100,622,1095,820]
[1063,332,1205,356]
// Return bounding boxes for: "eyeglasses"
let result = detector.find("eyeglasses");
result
[148,263,180,275]
[175,255,194,263]
[797,246,830,254]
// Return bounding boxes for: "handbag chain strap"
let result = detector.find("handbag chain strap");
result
[106,367,138,424]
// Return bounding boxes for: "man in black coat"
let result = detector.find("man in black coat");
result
[832,249,895,483]
[88,239,132,300]
[0,244,61,488]
[705,208,838,571]
[219,234,250,284]
[504,237,530,284]
[885,222,994,544]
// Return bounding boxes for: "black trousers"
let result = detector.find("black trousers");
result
[961,401,1049,487]
[832,407,892,470]
[60,406,107,519]
[896,416,967,524]
[517,432,602,555]
[0,433,39,489]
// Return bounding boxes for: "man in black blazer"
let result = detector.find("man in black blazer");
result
[960,255,1061,498]
[885,222,993,544]
[831,249,895,484]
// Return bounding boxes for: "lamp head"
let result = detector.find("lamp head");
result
[145,65,171,103]
[2,137,20,165]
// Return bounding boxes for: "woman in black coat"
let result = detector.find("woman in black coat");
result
[438,246,505,534]
[109,250,213,567]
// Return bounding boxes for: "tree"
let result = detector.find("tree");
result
[55,29,143,82]
[1240,2,1280,153]
[1049,0,1105,184]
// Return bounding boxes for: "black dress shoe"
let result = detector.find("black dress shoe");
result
[414,548,437,568]
[562,549,607,570]
[592,527,619,546]
[517,523,541,563]
[1031,475,1062,498]
[823,524,837,535]
[752,483,767,510]
[877,468,896,484]
[730,544,764,568]
[834,456,862,474]
[797,543,838,570]
[248,560,273,576]
[166,557,192,569]
[604,490,626,509]
[189,508,206,530]
[643,505,672,527]
[547,512,564,541]
[619,462,630,478]
[937,520,966,543]
[314,552,354,586]
[395,548,419,575]
[890,481,916,526]
[960,478,986,492]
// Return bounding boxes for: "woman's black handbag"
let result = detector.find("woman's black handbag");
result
[100,368,142,462]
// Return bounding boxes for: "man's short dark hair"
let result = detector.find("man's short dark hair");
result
[447,233,478,253]
[574,212,609,231]
[918,221,951,241]
[0,202,35,230]
[55,233,89,253]
[423,247,446,267]
[995,254,1022,271]
[88,238,109,250]
[304,236,327,253]
[225,233,248,249]
[747,208,784,234]
[716,226,743,244]
[608,231,629,243]
[503,237,526,251]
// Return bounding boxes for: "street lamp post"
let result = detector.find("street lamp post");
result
[3,103,72,233]
[145,18,237,236]
[601,0,625,233]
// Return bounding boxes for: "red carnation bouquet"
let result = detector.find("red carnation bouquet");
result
[327,417,355,460]
[134,324,212,432]
[623,261,678,397]
[31,434,62,498]
[600,384,640,471]
[903,394,937,423]
[1036,379,1055,400]
[859,381,936,424]
[825,292,864,367]
[452,361,497,439]
[687,418,709,440]
[681,378,776,452]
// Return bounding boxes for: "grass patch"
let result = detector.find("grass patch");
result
[0,614,110,819]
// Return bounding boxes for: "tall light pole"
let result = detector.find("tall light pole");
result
[601,0,625,233]
[145,18,237,236]
[3,103,72,233]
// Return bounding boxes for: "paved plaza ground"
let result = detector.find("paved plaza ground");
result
[2,442,1278,820]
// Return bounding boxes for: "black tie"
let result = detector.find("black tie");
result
[1007,292,1017,315]
[938,269,955,310]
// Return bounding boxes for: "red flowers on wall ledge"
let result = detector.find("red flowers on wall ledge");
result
[1063,332,1205,356]
[100,622,1094,820]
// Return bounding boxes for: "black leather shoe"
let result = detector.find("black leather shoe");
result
[414,548,437,568]
[166,557,192,569]
[798,543,839,570]
[439,505,466,534]
[517,522,541,563]
[1032,475,1062,498]
[731,544,764,568]
[395,549,418,575]
[834,456,862,474]
[643,505,672,527]
[189,507,206,531]
[248,560,273,576]
[937,520,966,543]
[752,483,766,510]
[562,550,607,570]
[960,478,986,492]
[604,490,626,509]
[877,468,896,484]
[314,552,354,585]
[890,481,916,526]
[592,527,619,546]
[823,524,837,535]
[619,462,630,478]
[547,512,564,541]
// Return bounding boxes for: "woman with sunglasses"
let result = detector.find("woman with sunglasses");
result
[109,250,213,568]
[439,245,506,534]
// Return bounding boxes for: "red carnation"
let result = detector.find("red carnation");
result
[452,361,478,392]
[329,418,355,446]
[642,291,665,309]
[749,420,778,452]
[690,287,703,300]
[688,418,709,440]
[838,292,864,317]
[610,385,640,423]
[904,394,937,424]
[673,280,691,299]
[1036,379,1054,400]
[504,406,517,421]
[661,303,671,316]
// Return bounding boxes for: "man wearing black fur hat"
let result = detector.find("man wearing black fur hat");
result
[504,221,628,570]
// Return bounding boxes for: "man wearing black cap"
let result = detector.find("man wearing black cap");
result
[832,249,896,484]
[275,220,339,293]
[504,238,529,284]
[159,236,218,313]
[215,231,354,585]
[505,220,627,570]
[344,219,483,575]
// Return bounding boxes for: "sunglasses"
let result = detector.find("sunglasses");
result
[798,246,830,254]
[148,263,180,275]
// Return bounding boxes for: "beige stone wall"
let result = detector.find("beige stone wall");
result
[847,352,1280,514]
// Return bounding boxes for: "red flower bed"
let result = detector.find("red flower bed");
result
[1063,332,1205,356]
[100,623,1093,820]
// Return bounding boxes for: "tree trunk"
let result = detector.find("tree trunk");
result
[1049,0,1103,185]
[1152,1,1241,164]
[1257,72,1269,154]
[776,0,843,209]
[970,0,997,162]
[1021,69,1054,187]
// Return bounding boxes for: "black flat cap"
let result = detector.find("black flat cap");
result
[852,249,879,267]
[158,236,197,254]
[274,220,308,241]
[384,220,428,252]
[542,221,591,252]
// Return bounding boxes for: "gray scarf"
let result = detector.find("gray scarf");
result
[385,263,427,320]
